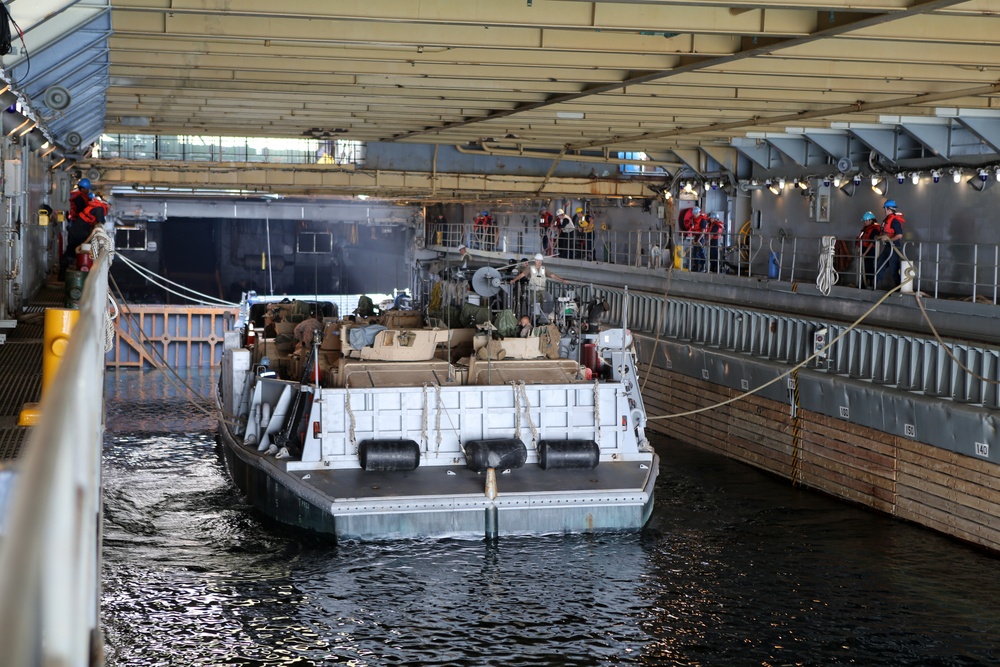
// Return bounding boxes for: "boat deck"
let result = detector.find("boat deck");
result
[279,458,654,502]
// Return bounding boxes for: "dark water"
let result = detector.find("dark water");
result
[102,369,1000,666]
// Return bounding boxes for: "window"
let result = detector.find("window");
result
[115,227,148,250]
[297,231,334,254]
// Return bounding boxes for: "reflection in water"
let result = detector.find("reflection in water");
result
[103,369,1000,666]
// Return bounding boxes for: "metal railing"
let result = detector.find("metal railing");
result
[429,220,1000,304]
[0,255,110,666]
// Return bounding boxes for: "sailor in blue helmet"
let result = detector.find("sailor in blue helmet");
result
[59,178,93,280]
[856,211,881,289]
[877,199,906,289]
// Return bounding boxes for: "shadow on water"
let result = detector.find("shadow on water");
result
[102,369,1000,666]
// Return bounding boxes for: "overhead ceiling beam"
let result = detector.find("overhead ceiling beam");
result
[389,0,969,143]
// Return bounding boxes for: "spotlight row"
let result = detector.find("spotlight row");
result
[742,166,1000,196]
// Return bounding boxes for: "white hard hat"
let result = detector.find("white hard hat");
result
[458,244,466,251]
[556,208,564,215]
[534,253,544,261]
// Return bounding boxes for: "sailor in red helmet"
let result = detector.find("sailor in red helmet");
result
[877,199,906,289]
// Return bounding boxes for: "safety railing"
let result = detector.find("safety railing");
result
[577,284,1000,409]
[429,219,1000,305]
[0,253,110,665]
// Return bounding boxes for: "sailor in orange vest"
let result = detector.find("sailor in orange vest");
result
[704,214,726,273]
[877,199,906,289]
[59,177,93,280]
[677,206,702,270]
[538,208,555,256]
[856,211,881,289]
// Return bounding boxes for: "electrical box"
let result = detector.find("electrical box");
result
[813,327,829,359]
[3,159,22,197]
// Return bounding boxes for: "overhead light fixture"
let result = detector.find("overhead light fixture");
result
[910,172,920,185]
[978,168,989,182]
[871,175,887,196]
[777,177,786,190]
[968,173,987,192]
[796,178,809,190]
[683,181,693,193]
[356,194,369,200]
[995,167,1000,182]
[852,174,861,186]
[896,172,906,184]
[664,191,672,200]
[951,168,962,183]
[766,179,780,195]
[833,175,843,188]
[822,175,832,187]
[839,179,857,197]
[556,111,585,119]
[931,169,942,183]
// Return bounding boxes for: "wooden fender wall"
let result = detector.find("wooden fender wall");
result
[641,364,1000,553]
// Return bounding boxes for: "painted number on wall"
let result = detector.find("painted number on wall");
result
[975,442,990,458]
[839,406,850,419]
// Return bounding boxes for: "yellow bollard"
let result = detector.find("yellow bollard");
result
[436,230,443,245]
[18,308,80,426]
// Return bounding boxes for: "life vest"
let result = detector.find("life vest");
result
[559,215,575,232]
[705,217,725,241]
[539,211,553,228]
[528,265,547,291]
[79,199,109,226]
[856,222,881,252]
[882,212,905,239]
[69,189,89,221]
[578,214,595,233]
[474,214,493,230]
[678,208,697,233]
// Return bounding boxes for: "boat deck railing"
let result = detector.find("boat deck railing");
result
[0,256,109,666]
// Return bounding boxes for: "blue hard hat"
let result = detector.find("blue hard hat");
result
[481,210,489,216]
[883,199,896,209]
[862,211,876,221]
[692,206,701,214]
[78,178,91,190]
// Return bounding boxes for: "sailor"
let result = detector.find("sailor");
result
[59,177,93,280]
[510,253,567,323]
[457,244,471,271]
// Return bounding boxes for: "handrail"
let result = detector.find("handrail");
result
[0,253,110,666]
[427,219,1000,304]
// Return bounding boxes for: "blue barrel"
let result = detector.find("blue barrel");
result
[768,252,780,279]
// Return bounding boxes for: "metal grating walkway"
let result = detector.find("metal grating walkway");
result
[0,284,62,462]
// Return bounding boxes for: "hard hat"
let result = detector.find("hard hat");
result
[481,210,489,216]
[78,178,91,190]
[575,207,583,213]
[692,206,701,214]
[556,208,564,215]
[862,211,876,221]
[533,253,544,261]
[883,199,896,209]
[458,244,467,251]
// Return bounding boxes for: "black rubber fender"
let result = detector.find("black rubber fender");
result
[537,439,600,470]
[358,439,421,472]
[464,438,527,473]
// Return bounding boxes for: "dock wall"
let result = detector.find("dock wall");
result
[638,337,1000,553]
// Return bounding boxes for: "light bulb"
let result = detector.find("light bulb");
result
[931,169,941,183]
[896,173,906,184]
[777,177,786,190]
[952,169,962,183]
[833,176,843,188]
[911,172,920,185]
[852,175,861,186]
[871,175,879,186]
